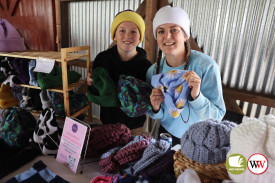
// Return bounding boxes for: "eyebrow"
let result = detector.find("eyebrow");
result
[117,26,138,30]
[157,25,180,30]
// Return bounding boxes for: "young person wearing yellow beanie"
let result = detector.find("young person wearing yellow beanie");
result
[87,10,151,130]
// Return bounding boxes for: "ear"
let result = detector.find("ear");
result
[183,32,188,42]
[114,36,117,41]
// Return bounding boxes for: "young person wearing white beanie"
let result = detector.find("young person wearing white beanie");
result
[146,6,226,144]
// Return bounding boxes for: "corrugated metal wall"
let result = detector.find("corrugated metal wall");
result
[61,0,144,119]
[62,0,275,119]
[174,0,275,117]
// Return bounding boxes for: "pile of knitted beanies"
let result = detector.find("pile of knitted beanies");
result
[85,123,176,180]
[174,119,237,182]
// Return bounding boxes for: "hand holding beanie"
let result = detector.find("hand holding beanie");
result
[132,140,170,175]
[181,119,237,164]
[227,114,275,183]
[87,67,119,107]
[117,75,152,117]
[151,69,190,118]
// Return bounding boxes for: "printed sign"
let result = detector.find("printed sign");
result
[56,117,88,173]
[34,57,55,73]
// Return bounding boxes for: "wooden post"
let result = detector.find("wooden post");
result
[55,0,61,51]
[145,0,157,63]
[136,0,146,18]
[144,0,169,63]
[144,0,170,134]
[61,48,70,117]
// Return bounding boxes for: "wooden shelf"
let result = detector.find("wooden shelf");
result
[0,46,89,62]
[0,46,91,118]
[16,80,85,93]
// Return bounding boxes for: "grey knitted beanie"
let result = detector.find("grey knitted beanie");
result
[181,119,237,164]
[132,140,170,175]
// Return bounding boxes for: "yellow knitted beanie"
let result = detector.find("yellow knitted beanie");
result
[0,83,18,109]
[110,10,145,44]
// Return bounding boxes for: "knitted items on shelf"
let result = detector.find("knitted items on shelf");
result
[28,60,39,86]
[37,65,81,90]
[0,83,18,109]
[39,90,53,109]
[12,58,30,85]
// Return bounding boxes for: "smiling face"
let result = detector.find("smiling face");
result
[114,21,140,56]
[156,23,187,57]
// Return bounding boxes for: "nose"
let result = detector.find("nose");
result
[126,30,131,38]
[164,31,171,39]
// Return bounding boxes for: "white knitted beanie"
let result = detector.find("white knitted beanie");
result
[227,114,275,183]
[176,169,201,183]
[153,6,190,39]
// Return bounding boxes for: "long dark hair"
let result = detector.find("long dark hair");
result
[155,38,191,74]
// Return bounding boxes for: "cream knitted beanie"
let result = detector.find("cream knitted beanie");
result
[227,114,275,182]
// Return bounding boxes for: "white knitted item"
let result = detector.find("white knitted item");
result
[39,90,53,109]
[227,114,275,183]
[176,169,201,183]
[32,108,60,155]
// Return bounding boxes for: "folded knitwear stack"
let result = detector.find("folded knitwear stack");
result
[132,140,170,175]
[99,135,154,173]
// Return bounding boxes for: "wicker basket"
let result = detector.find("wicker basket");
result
[174,150,229,182]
